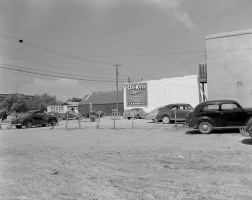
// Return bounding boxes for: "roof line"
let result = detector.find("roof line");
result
[206,29,252,40]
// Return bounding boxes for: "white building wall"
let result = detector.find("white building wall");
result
[47,105,68,113]
[124,75,199,113]
[206,29,252,107]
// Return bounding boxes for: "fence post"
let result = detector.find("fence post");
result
[66,112,68,129]
[174,108,177,127]
[113,112,116,129]
[78,113,82,129]
[96,113,101,129]
[131,112,135,129]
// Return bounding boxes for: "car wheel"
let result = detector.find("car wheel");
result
[25,121,32,128]
[162,116,170,124]
[198,121,213,134]
[127,117,131,120]
[16,125,22,129]
[73,117,77,120]
[49,120,57,126]
[136,115,140,119]
[42,124,47,127]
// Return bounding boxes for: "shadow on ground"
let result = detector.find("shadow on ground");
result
[185,128,240,135]
[241,138,252,145]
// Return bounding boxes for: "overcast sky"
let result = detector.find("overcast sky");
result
[0,0,252,101]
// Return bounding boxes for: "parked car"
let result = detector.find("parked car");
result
[56,111,79,120]
[82,111,105,118]
[125,108,146,119]
[186,100,252,134]
[156,103,193,124]
[145,105,166,122]
[11,110,58,129]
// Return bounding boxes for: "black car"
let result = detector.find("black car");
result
[11,110,58,129]
[186,100,252,134]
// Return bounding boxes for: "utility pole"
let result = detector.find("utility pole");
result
[128,77,131,83]
[114,64,121,117]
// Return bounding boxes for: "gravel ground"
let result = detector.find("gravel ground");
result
[0,117,252,200]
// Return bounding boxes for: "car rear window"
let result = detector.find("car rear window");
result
[202,104,219,111]
[221,103,238,110]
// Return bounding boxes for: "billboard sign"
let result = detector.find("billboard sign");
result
[125,82,148,106]
[198,63,207,83]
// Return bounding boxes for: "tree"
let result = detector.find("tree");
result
[0,94,28,112]
[0,93,62,112]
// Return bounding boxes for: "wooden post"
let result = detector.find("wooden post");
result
[66,112,68,129]
[78,113,82,129]
[131,112,134,129]
[113,112,116,129]
[96,113,101,129]
[174,108,177,127]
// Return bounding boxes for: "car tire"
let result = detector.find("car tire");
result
[162,116,170,124]
[42,124,47,127]
[198,121,213,134]
[49,119,57,126]
[16,125,22,129]
[136,115,140,119]
[127,117,131,120]
[24,121,32,128]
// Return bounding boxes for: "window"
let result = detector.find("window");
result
[172,106,178,110]
[179,105,184,110]
[202,104,219,111]
[221,103,238,110]
[185,105,193,110]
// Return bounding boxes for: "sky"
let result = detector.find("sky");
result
[0,0,252,101]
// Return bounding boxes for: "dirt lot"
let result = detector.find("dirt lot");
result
[0,117,252,200]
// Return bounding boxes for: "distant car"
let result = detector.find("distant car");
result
[57,111,79,120]
[82,111,104,118]
[11,110,58,129]
[186,100,252,134]
[125,108,146,119]
[156,103,193,124]
[145,105,166,122]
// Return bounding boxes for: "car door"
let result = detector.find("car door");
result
[175,105,189,120]
[219,103,245,127]
[33,112,47,126]
[169,106,178,120]
[198,104,221,126]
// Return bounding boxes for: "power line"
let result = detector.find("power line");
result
[1,63,125,81]
[0,37,117,78]
[0,65,128,83]
[0,32,116,65]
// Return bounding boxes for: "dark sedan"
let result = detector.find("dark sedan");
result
[186,100,252,134]
[11,110,58,129]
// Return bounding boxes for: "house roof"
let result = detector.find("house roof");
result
[79,91,123,105]
[62,102,79,106]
